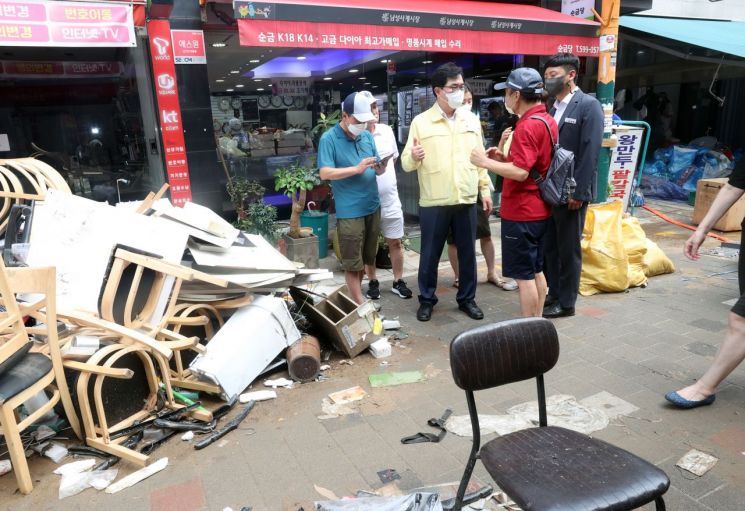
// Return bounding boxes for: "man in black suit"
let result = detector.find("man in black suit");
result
[542,53,604,318]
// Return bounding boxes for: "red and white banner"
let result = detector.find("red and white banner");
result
[148,19,192,206]
[0,0,135,47]
[0,60,123,78]
[238,19,599,56]
[609,127,645,211]
[171,29,206,65]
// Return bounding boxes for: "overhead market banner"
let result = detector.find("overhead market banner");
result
[0,60,123,78]
[234,0,600,57]
[0,0,136,47]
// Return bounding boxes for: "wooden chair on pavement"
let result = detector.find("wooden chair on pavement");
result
[447,318,670,511]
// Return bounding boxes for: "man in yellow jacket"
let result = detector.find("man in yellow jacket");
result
[401,62,492,322]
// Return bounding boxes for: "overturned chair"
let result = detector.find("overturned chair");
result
[447,318,670,511]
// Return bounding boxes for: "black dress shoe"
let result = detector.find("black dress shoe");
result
[458,300,484,320]
[542,303,575,318]
[417,303,433,322]
[543,296,558,308]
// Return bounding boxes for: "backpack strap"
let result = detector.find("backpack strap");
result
[527,115,556,184]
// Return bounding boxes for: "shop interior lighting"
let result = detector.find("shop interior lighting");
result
[226,88,234,92]
[253,79,263,82]
[256,88,265,91]
[323,76,332,80]
[215,79,225,83]
[230,70,240,74]
[358,76,366,80]
[296,56,306,60]
[236,84,244,88]
[380,59,389,63]
[211,42,227,48]
[349,69,359,73]
[90,127,100,135]
[249,59,260,63]
[422,60,432,64]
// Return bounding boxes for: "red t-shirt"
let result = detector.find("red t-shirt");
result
[500,104,557,222]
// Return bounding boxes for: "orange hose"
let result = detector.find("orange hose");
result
[641,205,732,243]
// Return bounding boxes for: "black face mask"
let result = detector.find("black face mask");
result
[545,74,568,97]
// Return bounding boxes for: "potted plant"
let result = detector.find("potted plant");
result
[226,177,278,242]
[226,177,266,219]
[275,163,322,267]
[310,109,340,148]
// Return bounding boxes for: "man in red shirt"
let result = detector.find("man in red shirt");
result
[470,68,557,317]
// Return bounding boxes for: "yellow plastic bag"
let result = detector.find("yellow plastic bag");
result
[621,216,649,288]
[580,201,630,296]
[642,238,676,277]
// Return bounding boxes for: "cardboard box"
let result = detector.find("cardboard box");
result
[692,178,745,232]
[289,285,377,357]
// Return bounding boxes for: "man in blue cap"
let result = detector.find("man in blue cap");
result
[318,91,387,304]
[471,67,557,317]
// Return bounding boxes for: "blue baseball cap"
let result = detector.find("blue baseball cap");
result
[494,67,545,95]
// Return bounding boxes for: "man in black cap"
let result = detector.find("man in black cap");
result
[542,53,604,318]
[470,67,557,317]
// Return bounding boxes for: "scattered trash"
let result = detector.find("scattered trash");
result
[105,457,169,494]
[380,361,389,366]
[315,492,443,511]
[402,409,452,444]
[287,334,322,383]
[492,491,521,510]
[58,468,118,499]
[422,364,442,380]
[676,449,718,477]
[373,317,384,335]
[446,395,611,437]
[377,468,401,484]
[368,338,392,359]
[382,320,400,330]
[392,332,409,341]
[328,386,367,405]
[181,431,195,441]
[314,484,340,500]
[0,460,11,477]
[264,378,294,389]
[54,459,97,476]
[35,425,57,442]
[369,371,424,388]
[320,364,331,371]
[339,360,354,366]
[195,401,256,450]
[240,390,277,403]
[579,391,639,420]
[319,398,358,420]
[43,443,69,463]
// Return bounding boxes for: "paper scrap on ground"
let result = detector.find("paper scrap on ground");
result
[314,484,340,500]
[369,371,424,388]
[315,493,443,511]
[446,395,611,437]
[240,390,277,402]
[59,469,118,499]
[54,459,96,476]
[181,431,194,441]
[676,449,718,476]
[0,460,11,476]
[382,319,401,330]
[580,391,639,420]
[318,397,359,420]
[328,386,367,405]
[105,457,168,494]
[264,378,294,389]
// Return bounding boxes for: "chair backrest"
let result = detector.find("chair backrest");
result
[450,318,560,391]
[0,257,32,374]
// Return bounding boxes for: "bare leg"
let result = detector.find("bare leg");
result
[386,238,404,281]
[346,270,365,304]
[365,264,377,282]
[448,243,459,282]
[515,278,542,317]
[480,236,498,282]
[676,312,745,400]
[535,272,547,315]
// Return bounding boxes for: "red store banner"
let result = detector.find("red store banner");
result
[148,19,192,206]
[238,19,599,57]
[0,0,136,47]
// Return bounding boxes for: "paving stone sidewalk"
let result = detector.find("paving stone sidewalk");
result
[3,200,744,510]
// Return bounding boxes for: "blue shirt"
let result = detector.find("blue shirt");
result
[317,123,380,219]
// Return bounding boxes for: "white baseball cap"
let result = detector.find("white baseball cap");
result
[342,91,375,123]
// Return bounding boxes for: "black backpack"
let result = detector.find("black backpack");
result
[527,115,576,207]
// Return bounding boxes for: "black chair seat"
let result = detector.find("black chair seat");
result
[0,353,51,404]
[481,426,670,511]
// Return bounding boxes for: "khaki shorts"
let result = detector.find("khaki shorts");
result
[337,209,381,272]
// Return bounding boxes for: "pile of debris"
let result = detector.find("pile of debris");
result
[0,166,395,499]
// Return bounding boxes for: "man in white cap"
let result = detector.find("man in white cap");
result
[361,92,413,301]
[318,91,387,304]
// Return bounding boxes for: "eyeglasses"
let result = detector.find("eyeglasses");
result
[442,84,466,92]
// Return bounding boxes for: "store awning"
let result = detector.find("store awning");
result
[620,16,745,59]
[235,0,600,57]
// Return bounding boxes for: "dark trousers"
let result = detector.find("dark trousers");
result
[544,203,588,309]
[418,204,477,306]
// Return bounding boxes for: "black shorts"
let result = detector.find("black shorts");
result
[447,196,491,244]
[501,219,548,280]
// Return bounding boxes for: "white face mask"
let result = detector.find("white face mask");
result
[504,93,516,115]
[347,122,366,137]
[445,89,464,109]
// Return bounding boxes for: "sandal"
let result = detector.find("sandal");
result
[488,277,518,291]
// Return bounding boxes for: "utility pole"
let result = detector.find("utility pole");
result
[592,0,620,203]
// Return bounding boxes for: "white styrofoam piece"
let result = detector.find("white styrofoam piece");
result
[368,338,392,359]
[28,191,189,313]
[54,459,96,476]
[105,457,168,494]
[189,296,300,401]
[239,390,277,403]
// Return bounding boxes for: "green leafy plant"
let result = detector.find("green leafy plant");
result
[310,110,341,146]
[227,177,265,219]
[275,163,320,238]
[235,201,278,242]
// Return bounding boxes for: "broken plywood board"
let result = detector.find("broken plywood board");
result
[152,200,239,242]
[28,191,188,312]
[189,295,300,401]
[189,234,298,272]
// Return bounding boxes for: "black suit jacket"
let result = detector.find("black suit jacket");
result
[551,89,604,203]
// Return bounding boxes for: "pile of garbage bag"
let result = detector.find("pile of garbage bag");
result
[640,144,738,201]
